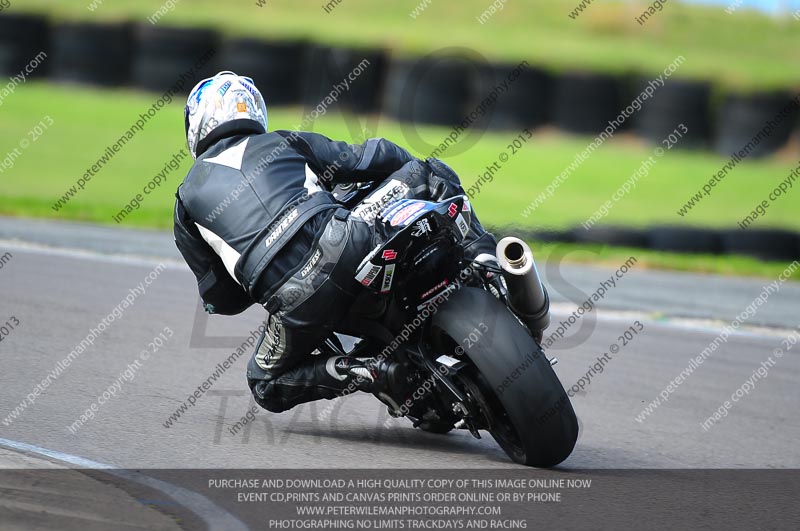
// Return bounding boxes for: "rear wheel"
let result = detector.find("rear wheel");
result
[455,368,527,463]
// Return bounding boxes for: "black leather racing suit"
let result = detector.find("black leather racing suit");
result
[174,128,495,413]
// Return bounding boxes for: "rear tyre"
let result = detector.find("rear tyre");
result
[432,287,578,467]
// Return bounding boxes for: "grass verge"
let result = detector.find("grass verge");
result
[0,82,797,281]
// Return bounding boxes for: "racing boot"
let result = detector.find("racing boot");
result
[248,354,405,413]
[330,356,407,395]
[332,356,409,414]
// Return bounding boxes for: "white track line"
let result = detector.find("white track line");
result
[0,239,186,269]
[0,437,249,531]
[550,302,794,339]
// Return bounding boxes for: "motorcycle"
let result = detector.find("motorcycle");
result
[322,181,578,467]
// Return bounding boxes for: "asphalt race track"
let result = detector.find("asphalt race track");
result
[1,217,798,471]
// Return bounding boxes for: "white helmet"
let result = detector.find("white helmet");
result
[184,71,268,159]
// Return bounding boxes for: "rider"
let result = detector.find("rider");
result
[174,71,498,413]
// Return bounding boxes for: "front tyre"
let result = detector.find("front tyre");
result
[431,288,578,467]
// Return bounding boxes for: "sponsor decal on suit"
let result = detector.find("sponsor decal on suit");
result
[265,209,298,247]
[300,248,322,278]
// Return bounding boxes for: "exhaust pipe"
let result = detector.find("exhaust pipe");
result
[496,237,550,335]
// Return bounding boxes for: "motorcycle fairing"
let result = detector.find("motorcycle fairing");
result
[354,196,470,299]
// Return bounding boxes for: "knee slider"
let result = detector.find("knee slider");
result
[248,378,288,413]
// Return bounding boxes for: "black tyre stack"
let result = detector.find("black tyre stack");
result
[131,25,219,94]
[714,91,799,158]
[219,38,308,106]
[340,48,388,115]
[303,45,388,114]
[721,229,800,261]
[573,226,649,249]
[0,13,49,78]
[647,226,723,255]
[50,22,134,86]
[552,72,625,134]
[511,224,800,262]
[634,79,712,148]
[470,62,552,131]
[383,52,477,126]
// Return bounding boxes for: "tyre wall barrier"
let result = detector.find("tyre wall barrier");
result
[720,229,799,262]
[382,52,476,126]
[51,22,134,86]
[131,25,219,94]
[634,78,712,148]
[0,13,49,78]
[219,38,308,106]
[572,226,649,249]
[714,91,799,158]
[303,45,388,115]
[647,226,724,255]
[499,224,800,262]
[471,62,552,131]
[552,72,626,135]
